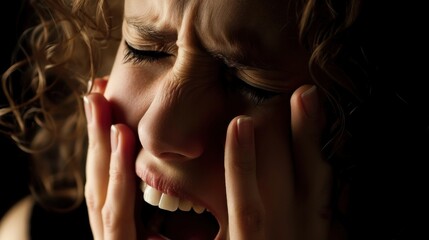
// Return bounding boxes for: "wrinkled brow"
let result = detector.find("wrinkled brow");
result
[124,17,265,70]
[125,16,177,43]
[208,50,249,69]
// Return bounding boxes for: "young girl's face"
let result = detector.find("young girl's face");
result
[104,0,310,238]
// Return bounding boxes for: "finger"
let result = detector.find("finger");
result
[290,85,332,239]
[225,116,265,240]
[84,93,112,240]
[102,124,137,240]
[89,76,109,94]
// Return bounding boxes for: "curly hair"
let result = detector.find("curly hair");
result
[0,0,121,211]
[1,0,369,212]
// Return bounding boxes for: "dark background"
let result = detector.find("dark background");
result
[0,0,31,219]
[0,1,428,239]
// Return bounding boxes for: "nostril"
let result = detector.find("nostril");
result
[157,152,191,162]
[139,130,204,162]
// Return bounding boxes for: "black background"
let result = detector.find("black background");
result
[0,0,31,219]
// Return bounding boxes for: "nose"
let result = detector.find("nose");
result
[138,72,224,162]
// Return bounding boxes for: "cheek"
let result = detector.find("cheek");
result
[104,54,154,128]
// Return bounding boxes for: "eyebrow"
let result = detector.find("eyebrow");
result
[125,17,177,43]
[205,34,268,70]
[208,51,249,69]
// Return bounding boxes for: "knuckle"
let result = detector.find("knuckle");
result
[85,186,102,213]
[102,204,135,238]
[108,167,126,184]
[101,205,118,232]
[87,139,104,154]
[232,158,256,175]
[87,138,97,150]
[236,205,265,230]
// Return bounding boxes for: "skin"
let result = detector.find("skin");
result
[84,0,332,239]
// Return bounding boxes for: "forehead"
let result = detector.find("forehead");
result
[125,0,299,64]
[124,0,292,25]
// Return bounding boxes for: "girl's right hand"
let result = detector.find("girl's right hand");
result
[84,77,139,240]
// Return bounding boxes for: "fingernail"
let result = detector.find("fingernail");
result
[83,96,92,123]
[111,125,118,152]
[301,85,320,119]
[87,80,93,93]
[237,116,254,147]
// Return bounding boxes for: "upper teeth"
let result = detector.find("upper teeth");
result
[141,182,206,214]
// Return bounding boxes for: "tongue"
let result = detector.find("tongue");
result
[160,210,219,240]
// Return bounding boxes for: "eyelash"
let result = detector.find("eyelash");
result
[228,73,280,105]
[123,41,171,64]
[123,41,279,104]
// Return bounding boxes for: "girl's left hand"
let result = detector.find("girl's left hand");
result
[224,85,332,240]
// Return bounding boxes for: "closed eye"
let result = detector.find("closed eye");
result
[123,41,172,64]
[232,77,281,105]
[225,68,281,105]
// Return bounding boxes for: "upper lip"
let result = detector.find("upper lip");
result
[136,164,218,217]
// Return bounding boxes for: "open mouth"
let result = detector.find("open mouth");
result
[139,182,220,239]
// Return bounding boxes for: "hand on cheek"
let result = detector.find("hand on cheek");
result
[84,78,138,240]
[224,84,331,240]
[290,84,332,240]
